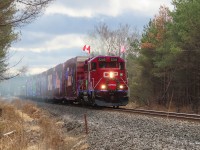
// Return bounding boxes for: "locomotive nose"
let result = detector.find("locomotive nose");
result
[107,80,117,90]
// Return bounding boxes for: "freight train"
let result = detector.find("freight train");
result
[25,55,129,107]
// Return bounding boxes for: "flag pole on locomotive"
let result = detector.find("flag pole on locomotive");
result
[120,45,126,59]
[82,44,91,87]
[82,45,92,103]
[82,44,91,89]
[82,45,91,57]
[120,44,129,98]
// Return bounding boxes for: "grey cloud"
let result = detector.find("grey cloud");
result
[9,48,84,69]
[18,12,148,36]
[10,0,169,74]
[13,12,148,51]
[55,0,110,9]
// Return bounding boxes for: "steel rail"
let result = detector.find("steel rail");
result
[103,107,200,122]
[23,98,200,122]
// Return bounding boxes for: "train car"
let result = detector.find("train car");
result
[40,71,47,99]
[62,56,88,102]
[25,55,129,107]
[53,63,63,100]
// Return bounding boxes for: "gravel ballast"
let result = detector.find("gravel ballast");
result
[36,102,200,150]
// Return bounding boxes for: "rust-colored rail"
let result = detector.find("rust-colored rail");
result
[103,107,200,122]
[28,99,200,122]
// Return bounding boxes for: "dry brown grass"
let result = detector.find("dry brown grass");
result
[126,100,199,114]
[123,101,140,109]
[0,99,88,150]
[0,100,28,150]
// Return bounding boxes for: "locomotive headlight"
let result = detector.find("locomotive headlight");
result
[109,72,114,78]
[101,84,106,89]
[119,85,124,89]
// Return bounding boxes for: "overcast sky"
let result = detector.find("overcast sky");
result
[9,0,173,75]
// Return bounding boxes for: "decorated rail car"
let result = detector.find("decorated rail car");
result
[25,55,129,107]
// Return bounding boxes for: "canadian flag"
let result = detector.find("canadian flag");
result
[121,45,126,53]
[83,45,90,54]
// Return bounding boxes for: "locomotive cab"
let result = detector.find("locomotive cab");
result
[80,56,129,107]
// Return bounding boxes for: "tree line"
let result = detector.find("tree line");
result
[86,0,200,113]
[129,0,200,113]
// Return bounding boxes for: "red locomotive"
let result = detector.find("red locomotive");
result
[26,55,129,107]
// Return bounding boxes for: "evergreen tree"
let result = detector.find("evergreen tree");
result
[136,6,173,106]
[0,0,53,80]
[0,1,17,80]
[169,0,200,112]
[133,1,200,112]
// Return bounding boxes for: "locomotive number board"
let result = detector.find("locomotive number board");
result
[110,57,118,61]
[98,57,106,61]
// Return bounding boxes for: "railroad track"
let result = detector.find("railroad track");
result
[102,107,200,122]
[21,97,200,122]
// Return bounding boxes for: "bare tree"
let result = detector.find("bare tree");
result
[0,0,54,27]
[18,65,29,75]
[0,0,54,81]
[85,23,140,58]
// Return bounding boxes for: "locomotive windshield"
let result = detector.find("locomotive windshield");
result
[99,62,119,68]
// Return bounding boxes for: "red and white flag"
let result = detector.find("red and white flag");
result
[121,45,126,53]
[83,45,90,54]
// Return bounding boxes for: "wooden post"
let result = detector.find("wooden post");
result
[0,108,2,117]
[84,114,88,134]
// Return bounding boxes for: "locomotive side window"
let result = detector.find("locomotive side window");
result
[119,62,124,70]
[91,62,96,70]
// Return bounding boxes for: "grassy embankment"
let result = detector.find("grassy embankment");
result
[0,99,88,150]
